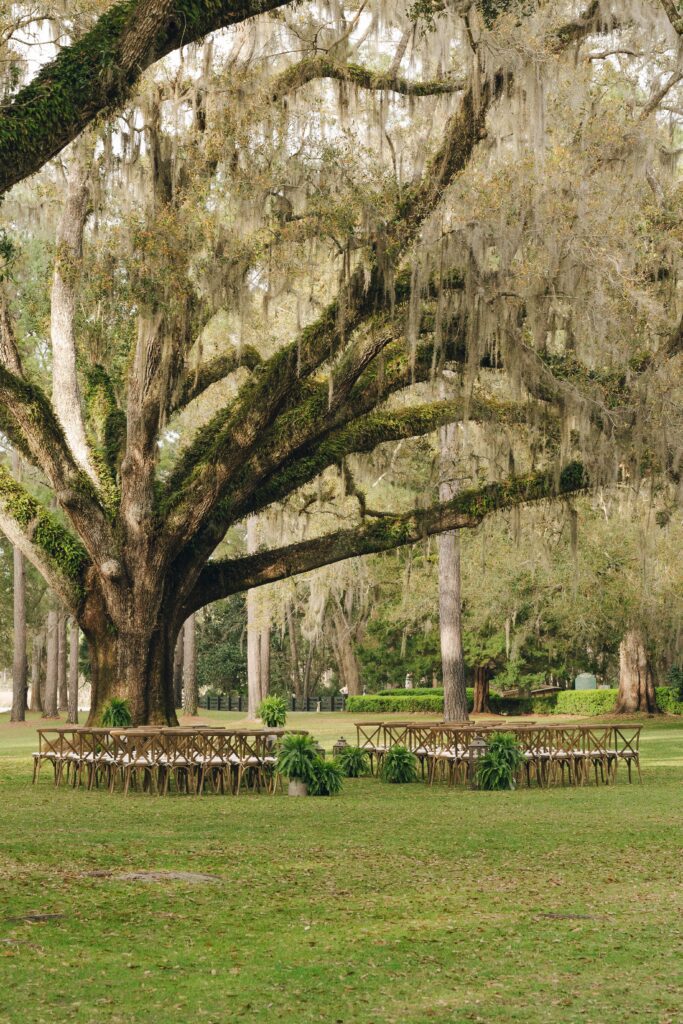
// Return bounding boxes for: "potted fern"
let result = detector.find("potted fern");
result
[380,745,419,784]
[276,733,318,796]
[308,757,344,796]
[336,745,370,778]
[257,695,287,728]
[475,733,523,791]
[100,697,132,728]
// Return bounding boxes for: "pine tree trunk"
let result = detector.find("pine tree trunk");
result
[473,665,492,713]
[616,629,658,714]
[29,629,45,712]
[438,418,469,723]
[286,601,303,700]
[67,619,79,724]
[182,613,198,716]
[173,628,184,709]
[246,517,262,717]
[43,609,59,718]
[331,602,362,695]
[259,625,270,702]
[57,612,68,711]
[11,541,27,722]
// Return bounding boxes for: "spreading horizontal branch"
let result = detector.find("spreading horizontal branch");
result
[183,461,587,613]
[173,344,263,411]
[270,56,464,102]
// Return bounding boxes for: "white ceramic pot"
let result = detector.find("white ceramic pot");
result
[288,778,308,797]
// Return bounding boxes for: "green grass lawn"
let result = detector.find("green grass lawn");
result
[0,711,681,1024]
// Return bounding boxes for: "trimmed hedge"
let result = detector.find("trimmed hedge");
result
[377,688,444,697]
[346,687,683,716]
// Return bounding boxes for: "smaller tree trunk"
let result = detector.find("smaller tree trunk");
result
[173,627,184,709]
[67,619,79,724]
[286,600,303,700]
[472,665,492,714]
[43,609,60,718]
[259,624,270,702]
[57,612,68,711]
[29,629,45,712]
[182,613,198,716]
[11,541,28,722]
[331,601,362,695]
[616,629,658,714]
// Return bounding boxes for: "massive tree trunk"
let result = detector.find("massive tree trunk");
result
[67,619,79,724]
[11,540,27,722]
[182,612,198,716]
[616,629,658,714]
[438,421,468,722]
[473,665,492,714]
[43,609,59,718]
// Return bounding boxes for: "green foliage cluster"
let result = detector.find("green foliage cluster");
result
[257,695,287,727]
[347,693,446,714]
[348,688,683,716]
[475,733,523,791]
[308,757,344,796]
[380,745,419,783]
[100,697,132,728]
[276,732,318,781]
[335,745,370,778]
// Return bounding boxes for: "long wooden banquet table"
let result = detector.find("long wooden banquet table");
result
[32,726,308,795]
[354,721,643,786]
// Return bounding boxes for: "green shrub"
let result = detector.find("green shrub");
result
[655,686,683,715]
[346,694,445,714]
[257,695,287,727]
[381,745,419,784]
[377,687,445,697]
[100,697,132,728]
[308,757,344,796]
[335,745,370,778]
[476,733,523,791]
[276,733,318,781]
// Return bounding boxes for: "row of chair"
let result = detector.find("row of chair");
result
[354,722,643,786]
[32,727,299,795]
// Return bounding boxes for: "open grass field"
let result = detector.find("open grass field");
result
[0,710,681,1024]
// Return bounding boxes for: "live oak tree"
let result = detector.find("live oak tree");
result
[0,0,681,723]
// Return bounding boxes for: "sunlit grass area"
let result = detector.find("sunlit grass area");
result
[0,712,681,1024]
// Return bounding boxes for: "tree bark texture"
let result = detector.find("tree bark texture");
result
[67,619,79,724]
[438,420,468,722]
[43,609,59,717]
[331,601,362,695]
[616,629,658,714]
[29,629,45,712]
[473,665,492,714]
[182,613,198,716]
[57,612,68,711]
[11,541,27,722]
[173,627,184,709]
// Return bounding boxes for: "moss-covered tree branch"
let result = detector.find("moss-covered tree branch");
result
[0,464,89,608]
[182,462,588,614]
[270,55,465,102]
[0,0,292,196]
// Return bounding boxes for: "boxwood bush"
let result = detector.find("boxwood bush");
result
[347,687,683,716]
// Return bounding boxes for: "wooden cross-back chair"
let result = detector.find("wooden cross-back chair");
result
[108,729,163,796]
[609,724,643,783]
[354,722,387,774]
[231,732,270,795]
[32,729,66,786]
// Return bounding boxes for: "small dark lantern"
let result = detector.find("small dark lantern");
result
[332,736,348,757]
[467,736,489,789]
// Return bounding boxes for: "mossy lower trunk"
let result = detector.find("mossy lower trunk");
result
[85,620,179,726]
